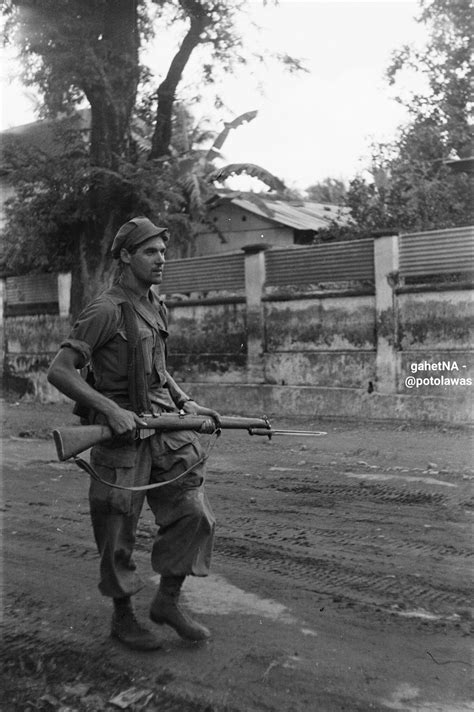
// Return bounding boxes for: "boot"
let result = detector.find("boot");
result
[111,596,162,651]
[149,575,211,641]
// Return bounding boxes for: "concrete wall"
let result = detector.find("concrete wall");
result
[166,300,247,383]
[2,235,473,423]
[165,288,472,424]
[1,273,72,400]
[397,288,474,403]
[163,237,473,423]
[3,313,71,400]
[263,294,376,388]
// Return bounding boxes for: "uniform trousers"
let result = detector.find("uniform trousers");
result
[88,429,215,598]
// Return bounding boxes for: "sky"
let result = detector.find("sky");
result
[0,0,428,192]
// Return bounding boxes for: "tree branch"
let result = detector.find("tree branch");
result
[149,1,210,159]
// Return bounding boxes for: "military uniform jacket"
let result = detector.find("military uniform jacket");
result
[62,282,185,412]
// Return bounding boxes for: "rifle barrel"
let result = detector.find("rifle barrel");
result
[272,429,327,436]
[140,415,269,430]
[249,428,327,437]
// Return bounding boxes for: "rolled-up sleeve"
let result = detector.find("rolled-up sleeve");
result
[59,338,92,367]
[60,297,119,368]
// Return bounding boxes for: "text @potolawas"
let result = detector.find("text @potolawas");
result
[405,361,472,389]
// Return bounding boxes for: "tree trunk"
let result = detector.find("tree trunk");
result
[73,0,140,312]
[82,0,139,168]
[149,2,209,159]
[69,214,120,318]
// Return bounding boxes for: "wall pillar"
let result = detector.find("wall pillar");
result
[242,244,268,382]
[57,272,72,318]
[374,234,399,394]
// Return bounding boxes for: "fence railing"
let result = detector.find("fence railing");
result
[160,238,375,295]
[265,238,374,286]
[399,226,474,277]
[160,252,245,294]
[3,227,474,313]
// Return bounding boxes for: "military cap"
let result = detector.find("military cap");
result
[111,216,168,258]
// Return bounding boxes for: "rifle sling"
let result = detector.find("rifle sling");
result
[72,430,220,491]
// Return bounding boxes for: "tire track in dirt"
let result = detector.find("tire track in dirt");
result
[214,535,472,614]
[259,479,446,505]
[208,462,473,620]
[218,512,474,559]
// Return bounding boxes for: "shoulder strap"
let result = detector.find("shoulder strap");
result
[121,301,152,415]
[157,298,168,329]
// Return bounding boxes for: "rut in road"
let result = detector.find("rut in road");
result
[205,463,473,620]
[236,509,474,559]
[214,535,471,612]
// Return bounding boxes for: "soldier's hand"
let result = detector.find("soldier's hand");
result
[106,407,147,437]
[181,401,221,432]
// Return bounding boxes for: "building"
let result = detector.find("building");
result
[0,111,91,277]
[195,191,353,256]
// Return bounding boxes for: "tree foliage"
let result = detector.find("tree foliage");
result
[387,0,473,158]
[304,179,347,206]
[2,0,302,311]
[316,0,473,242]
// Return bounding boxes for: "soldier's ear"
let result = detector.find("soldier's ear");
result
[120,247,132,264]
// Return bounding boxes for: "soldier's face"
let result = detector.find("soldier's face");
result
[122,236,167,286]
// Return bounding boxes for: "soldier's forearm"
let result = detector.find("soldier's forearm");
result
[164,370,193,408]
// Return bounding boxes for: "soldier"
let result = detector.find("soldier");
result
[48,217,220,651]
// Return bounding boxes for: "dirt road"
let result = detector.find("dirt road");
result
[1,400,473,711]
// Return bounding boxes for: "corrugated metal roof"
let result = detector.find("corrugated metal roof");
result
[215,195,352,231]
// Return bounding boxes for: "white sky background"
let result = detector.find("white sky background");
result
[0,0,428,192]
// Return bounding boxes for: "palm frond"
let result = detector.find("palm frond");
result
[179,173,208,217]
[209,163,286,192]
[209,110,258,154]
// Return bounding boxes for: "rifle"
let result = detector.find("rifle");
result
[53,413,326,462]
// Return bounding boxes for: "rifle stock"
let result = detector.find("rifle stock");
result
[53,414,270,461]
[53,425,113,461]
